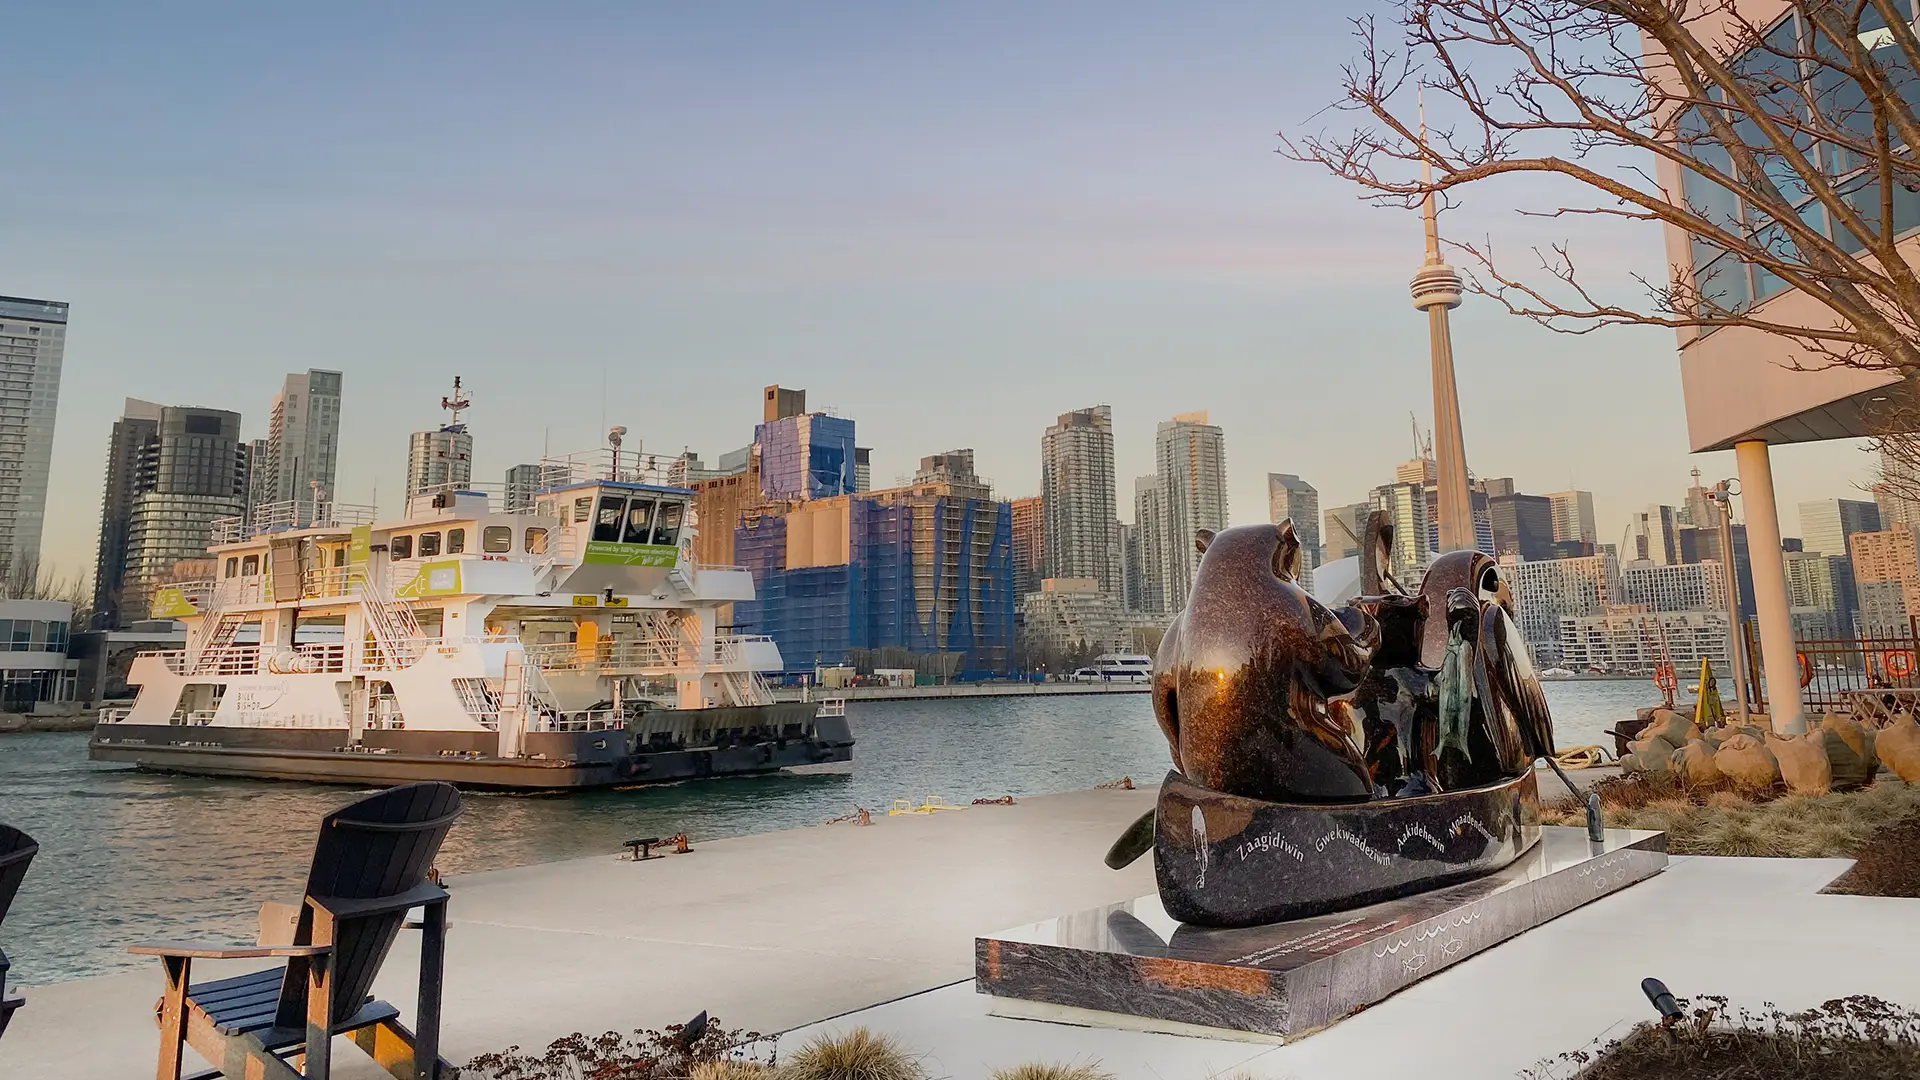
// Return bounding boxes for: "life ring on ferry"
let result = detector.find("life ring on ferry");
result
[1653,663,1677,694]
[1796,651,1814,688]
[1883,650,1916,680]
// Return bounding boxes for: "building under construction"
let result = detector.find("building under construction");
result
[732,478,1015,678]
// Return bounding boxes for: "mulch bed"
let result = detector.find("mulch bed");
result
[1534,996,1920,1079]
[1824,811,1920,897]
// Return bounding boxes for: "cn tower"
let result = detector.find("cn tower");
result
[1410,147,1475,553]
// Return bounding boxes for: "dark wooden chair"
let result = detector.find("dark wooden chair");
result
[133,782,462,1080]
[0,823,39,1040]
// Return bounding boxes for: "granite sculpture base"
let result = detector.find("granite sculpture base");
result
[977,826,1667,1040]
[1156,768,1544,927]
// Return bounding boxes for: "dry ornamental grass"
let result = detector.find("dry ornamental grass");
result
[1542,773,1920,860]
[780,1028,927,1080]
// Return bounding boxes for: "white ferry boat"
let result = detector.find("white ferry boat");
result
[1068,653,1153,683]
[89,450,853,789]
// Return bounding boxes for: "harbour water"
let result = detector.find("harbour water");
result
[0,682,1648,985]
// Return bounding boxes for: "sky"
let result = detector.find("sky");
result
[2,2,1878,578]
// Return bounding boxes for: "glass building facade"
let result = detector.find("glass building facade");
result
[0,296,68,581]
[0,600,78,710]
[110,407,248,622]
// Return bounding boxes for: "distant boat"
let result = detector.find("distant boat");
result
[1069,653,1152,683]
[1539,666,1576,679]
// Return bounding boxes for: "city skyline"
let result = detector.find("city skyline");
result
[49,360,1896,601]
[4,4,1882,582]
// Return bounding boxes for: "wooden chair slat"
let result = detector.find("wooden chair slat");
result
[190,981,284,1013]
[186,967,286,1000]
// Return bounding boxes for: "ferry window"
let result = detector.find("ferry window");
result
[592,496,626,542]
[652,500,685,546]
[13,623,30,650]
[483,525,512,553]
[242,554,260,575]
[418,532,442,557]
[574,497,592,523]
[623,498,656,544]
[225,557,238,578]
[390,535,413,560]
[525,527,549,554]
[334,547,347,567]
[447,528,466,554]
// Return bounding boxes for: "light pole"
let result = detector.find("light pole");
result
[1709,480,1750,721]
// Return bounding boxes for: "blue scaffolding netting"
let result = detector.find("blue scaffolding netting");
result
[733,495,1014,677]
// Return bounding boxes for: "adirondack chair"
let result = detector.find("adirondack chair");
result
[133,782,462,1080]
[0,823,39,1040]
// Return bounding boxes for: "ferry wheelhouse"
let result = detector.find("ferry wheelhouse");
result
[89,452,853,789]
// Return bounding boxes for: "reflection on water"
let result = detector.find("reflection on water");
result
[0,681,1645,984]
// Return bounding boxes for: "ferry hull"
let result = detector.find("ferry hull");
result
[89,712,855,791]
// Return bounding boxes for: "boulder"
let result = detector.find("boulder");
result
[1817,714,1877,790]
[1639,710,1703,752]
[1878,720,1920,783]
[1673,739,1723,787]
[1620,747,1675,775]
[1770,733,1833,795]
[1714,733,1780,791]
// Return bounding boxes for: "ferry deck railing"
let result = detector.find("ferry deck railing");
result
[152,635,482,678]
[210,501,377,545]
[520,634,774,676]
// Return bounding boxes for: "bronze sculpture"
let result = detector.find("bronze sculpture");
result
[1119,521,1554,928]
[1152,521,1377,804]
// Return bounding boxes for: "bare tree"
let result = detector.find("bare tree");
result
[1283,1,1920,479]
[1,555,94,627]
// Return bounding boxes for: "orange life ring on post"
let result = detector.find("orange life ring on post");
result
[1796,652,1814,688]
[1884,650,1916,680]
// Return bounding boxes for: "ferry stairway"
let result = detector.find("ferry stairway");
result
[189,612,248,675]
[454,676,501,730]
[354,571,426,668]
[720,670,772,708]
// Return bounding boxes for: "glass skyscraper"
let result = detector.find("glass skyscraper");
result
[0,296,68,583]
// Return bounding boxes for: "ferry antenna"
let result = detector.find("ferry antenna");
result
[440,375,471,430]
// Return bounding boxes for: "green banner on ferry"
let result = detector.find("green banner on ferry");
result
[395,559,463,598]
[583,541,678,568]
[348,525,371,566]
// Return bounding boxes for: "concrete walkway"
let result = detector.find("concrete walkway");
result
[4,787,1157,1079]
[789,855,1920,1079]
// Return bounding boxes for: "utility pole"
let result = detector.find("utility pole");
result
[1709,480,1750,721]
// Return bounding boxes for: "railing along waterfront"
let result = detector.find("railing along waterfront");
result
[1787,624,1920,715]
